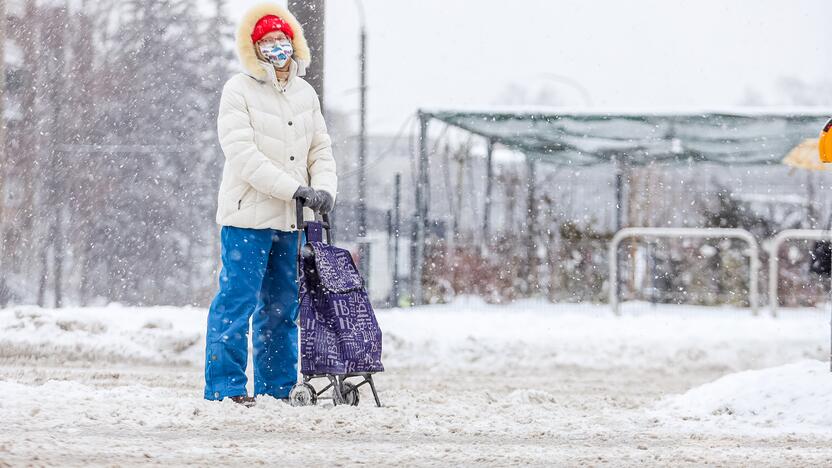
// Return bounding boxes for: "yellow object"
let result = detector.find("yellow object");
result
[783,138,828,171]
[820,118,832,163]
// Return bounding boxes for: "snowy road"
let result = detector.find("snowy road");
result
[1,299,831,466]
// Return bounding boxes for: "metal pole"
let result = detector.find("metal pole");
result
[613,157,624,310]
[356,15,370,286]
[413,112,429,305]
[539,73,594,107]
[770,235,781,317]
[392,173,401,307]
[609,230,620,315]
[526,155,537,293]
[483,139,494,245]
[749,239,759,315]
[615,158,624,232]
[357,27,367,237]
[288,0,325,106]
[384,208,391,306]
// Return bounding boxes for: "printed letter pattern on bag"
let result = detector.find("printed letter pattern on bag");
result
[299,240,384,375]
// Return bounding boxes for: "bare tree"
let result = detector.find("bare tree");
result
[8,0,40,303]
[3,0,233,307]
[0,0,5,174]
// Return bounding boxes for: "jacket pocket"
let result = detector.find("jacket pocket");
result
[237,185,255,210]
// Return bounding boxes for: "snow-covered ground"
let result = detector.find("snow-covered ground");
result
[1,299,831,466]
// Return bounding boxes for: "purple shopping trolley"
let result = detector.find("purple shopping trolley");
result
[288,200,384,407]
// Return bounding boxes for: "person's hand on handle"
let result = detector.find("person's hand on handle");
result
[316,191,334,214]
[292,186,315,205]
[293,186,335,214]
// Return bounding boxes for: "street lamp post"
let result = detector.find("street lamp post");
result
[355,0,371,287]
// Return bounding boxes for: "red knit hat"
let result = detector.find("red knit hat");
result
[251,15,295,43]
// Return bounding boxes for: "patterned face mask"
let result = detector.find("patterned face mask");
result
[258,40,293,68]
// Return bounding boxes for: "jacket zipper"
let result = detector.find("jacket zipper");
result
[236,68,289,213]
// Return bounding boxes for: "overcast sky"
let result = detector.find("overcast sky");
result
[226,0,830,134]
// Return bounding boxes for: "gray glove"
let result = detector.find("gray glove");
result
[316,190,334,214]
[293,186,335,214]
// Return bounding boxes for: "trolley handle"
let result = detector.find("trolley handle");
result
[294,197,332,242]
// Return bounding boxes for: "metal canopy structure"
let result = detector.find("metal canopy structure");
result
[409,108,832,305]
[425,108,831,166]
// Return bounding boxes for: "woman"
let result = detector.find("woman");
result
[205,3,337,405]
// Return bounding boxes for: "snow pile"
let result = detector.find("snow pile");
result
[0,305,204,366]
[0,298,827,372]
[656,360,832,434]
[379,297,828,372]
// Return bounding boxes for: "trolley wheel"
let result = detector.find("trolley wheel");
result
[339,381,360,407]
[289,383,317,407]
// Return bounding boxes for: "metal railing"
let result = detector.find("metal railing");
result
[609,227,760,315]
[767,229,832,317]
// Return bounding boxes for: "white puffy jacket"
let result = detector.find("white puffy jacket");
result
[215,3,337,231]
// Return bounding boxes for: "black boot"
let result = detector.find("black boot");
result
[230,395,257,407]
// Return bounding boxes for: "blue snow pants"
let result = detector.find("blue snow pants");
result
[204,225,304,400]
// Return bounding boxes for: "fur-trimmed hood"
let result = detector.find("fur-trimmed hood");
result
[235,3,311,82]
